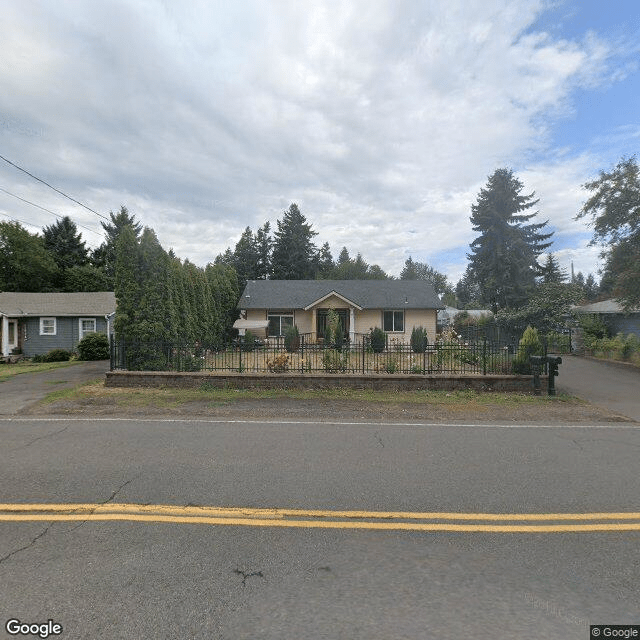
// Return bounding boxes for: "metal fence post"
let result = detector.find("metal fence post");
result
[482,338,487,375]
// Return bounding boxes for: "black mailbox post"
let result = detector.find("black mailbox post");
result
[529,355,562,396]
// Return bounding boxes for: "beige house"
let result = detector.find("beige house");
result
[235,280,444,344]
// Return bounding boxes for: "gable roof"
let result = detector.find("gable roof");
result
[0,292,116,317]
[240,280,444,310]
[572,299,640,314]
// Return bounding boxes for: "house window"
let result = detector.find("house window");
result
[79,318,97,340]
[267,312,294,336]
[40,317,57,336]
[383,310,404,332]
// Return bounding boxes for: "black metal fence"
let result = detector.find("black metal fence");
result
[110,335,517,375]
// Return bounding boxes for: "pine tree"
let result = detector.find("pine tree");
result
[255,222,272,279]
[271,203,318,279]
[92,206,142,284]
[42,216,88,274]
[468,168,553,312]
[400,257,453,297]
[232,227,260,289]
[539,253,566,284]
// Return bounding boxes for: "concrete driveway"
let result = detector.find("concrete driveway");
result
[556,354,640,422]
[0,360,109,415]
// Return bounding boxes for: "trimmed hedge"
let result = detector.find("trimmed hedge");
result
[77,333,110,360]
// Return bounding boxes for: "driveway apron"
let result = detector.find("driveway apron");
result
[0,361,109,415]
[556,354,640,422]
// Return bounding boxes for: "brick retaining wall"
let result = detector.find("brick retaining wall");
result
[105,370,541,393]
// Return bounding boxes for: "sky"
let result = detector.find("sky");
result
[1,0,639,285]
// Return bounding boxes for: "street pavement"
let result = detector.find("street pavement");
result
[1,417,639,639]
[556,354,640,422]
[0,361,109,415]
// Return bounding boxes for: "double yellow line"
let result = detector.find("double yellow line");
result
[2,503,640,532]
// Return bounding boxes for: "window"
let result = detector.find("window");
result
[267,312,294,336]
[383,310,404,332]
[40,317,57,336]
[79,318,97,340]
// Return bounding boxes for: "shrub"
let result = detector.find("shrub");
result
[410,326,429,353]
[77,333,110,360]
[267,353,290,372]
[384,358,399,374]
[241,330,256,352]
[512,326,543,374]
[284,325,300,353]
[33,348,73,363]
[322,349,349,373]
[369,327,386,353]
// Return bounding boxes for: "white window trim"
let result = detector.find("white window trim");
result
[267,311,294,337]
[383,310,405,333]
[79,317,97,340]
[40,317,57,336]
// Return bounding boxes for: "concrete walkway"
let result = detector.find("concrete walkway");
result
[0,360,109,415]
[556,354,640,422]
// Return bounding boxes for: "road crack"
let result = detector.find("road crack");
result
[233,568,264,586]
[8,426,69,452]
[0,524,54,565]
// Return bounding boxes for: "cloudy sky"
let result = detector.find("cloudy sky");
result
[1,0,639,284]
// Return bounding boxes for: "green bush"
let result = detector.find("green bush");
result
[241,330,256,352]
[369,327,386,353]
[322,349,349,373]
[77,333,110,360]
[284,325,300,353]
[512,326,543,375]
[33,348,73,363]
[410,326,429,353]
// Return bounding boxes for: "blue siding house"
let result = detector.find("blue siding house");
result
[0,292,115,359]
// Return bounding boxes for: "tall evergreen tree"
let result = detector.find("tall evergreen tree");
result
[232,226,260,289]
[255,222,272,279]
[270,203,318,279]
[92,206,142,284]
[539,253,566,284]
[467,168,553,312]
[0,221,58,292]
[314,242,334,278]
[42,216,88,274]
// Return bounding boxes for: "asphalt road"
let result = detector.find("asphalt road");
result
[1,417,639,639]
[556,355,640,422]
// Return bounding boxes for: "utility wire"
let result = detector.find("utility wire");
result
[0,211,101,250]
[0,153,110,221]
[0,186,104,238]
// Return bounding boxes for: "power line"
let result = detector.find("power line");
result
[0,153,110,221]
[0,186,104,238]
[0,211,101,250]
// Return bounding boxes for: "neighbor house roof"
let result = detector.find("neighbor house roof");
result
[572,299,640,314]
[240,280,444,310]
[0,292,116,317]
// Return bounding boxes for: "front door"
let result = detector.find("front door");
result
[7,320,18,352]
[316,309,349,339]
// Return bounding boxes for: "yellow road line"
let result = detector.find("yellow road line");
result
[1,512,640,532]
[1,503,640,521]
[1,503,640,532]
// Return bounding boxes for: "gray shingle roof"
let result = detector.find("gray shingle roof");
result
[572,299,640,314]
[0,292,116,317]
[240,280,444,310]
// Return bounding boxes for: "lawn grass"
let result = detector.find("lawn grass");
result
[41,380,579,409]
[0,360,80,383]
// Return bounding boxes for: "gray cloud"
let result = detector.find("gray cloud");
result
[0,0,633,279]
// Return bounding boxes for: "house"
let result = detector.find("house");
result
[235,280,444,343]
[572,299,640,339]
[0,292,116,358]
